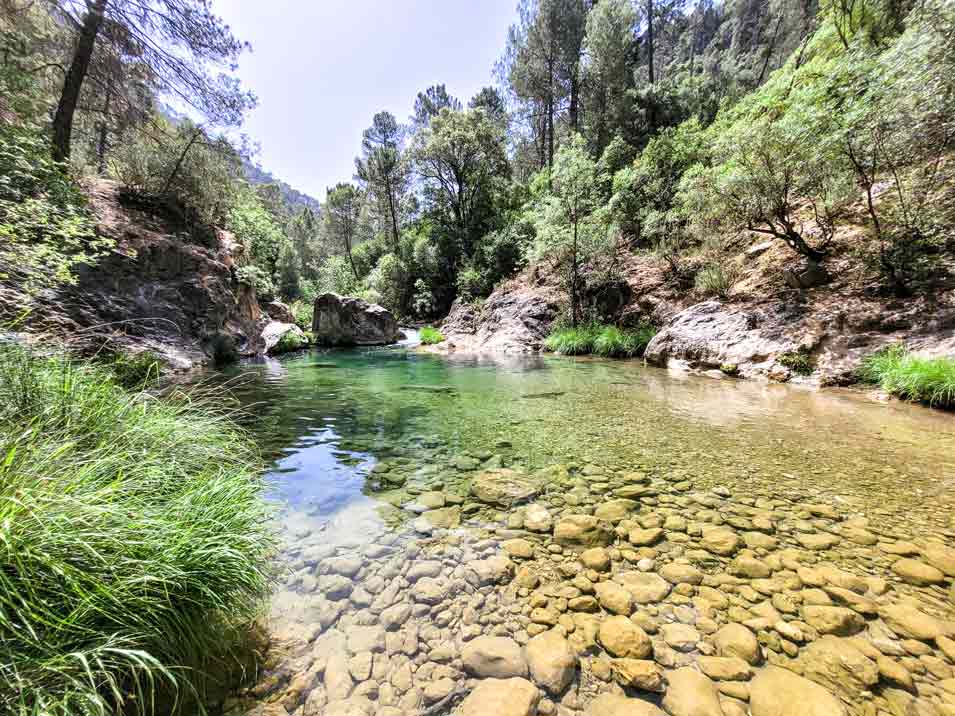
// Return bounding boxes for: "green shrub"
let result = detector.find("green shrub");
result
[419,327,445,345]
[0,124,109,298]
[592,324,658,358]
[694,263,733,297]
[859,344,955,408]
[779,350,816,376]
[0,345,275,715]
[273,329,309,354]
[289,299,313,331]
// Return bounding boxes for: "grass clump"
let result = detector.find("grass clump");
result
[858,344,955,409]
[545,324,657,358]
[419,327,445,345]
[98,349,162,389]
[544,325,601,355]
[779,350,816,376]
[0,345,275,715]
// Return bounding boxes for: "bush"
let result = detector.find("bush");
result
[0,345,275,715]
[289,299,313,331]
[419,327,445,345]
[694,264,733,297]
[236,265,276,302]
[273,329,309,354]
[858,344,955,408]
[779,350,816,376]
[0,124,108,297]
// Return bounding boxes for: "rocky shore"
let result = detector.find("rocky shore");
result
[229,452,955,716]
[435,252,955,387]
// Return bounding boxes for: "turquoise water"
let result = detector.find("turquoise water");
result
[212,343,955,715]
[213,345,955,528]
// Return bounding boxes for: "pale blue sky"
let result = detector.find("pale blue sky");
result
[214,0,517,202]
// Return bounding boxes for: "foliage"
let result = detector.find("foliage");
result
[779,350,816,376]
[858,344,955,409]
[289,299,314,331]
[529,134,614,326]
[544,325,601,355]
[0,345,274,716]
[112,117,246,229]
[273,329,309,354]
[592,324,657,358]
[694,264,734,298]
[419,327,445,345]
[235,265,275,302]
[0,123,106,295]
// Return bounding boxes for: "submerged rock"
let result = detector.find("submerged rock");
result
[470,469,542,507]
[458,677,539,716]
[749,666,846,716]
[312,292,401,346]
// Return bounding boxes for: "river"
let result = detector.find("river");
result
[216,341,955,716]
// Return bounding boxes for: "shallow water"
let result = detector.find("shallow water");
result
[215,346,955,716]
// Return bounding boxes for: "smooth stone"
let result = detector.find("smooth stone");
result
[581,547,612,571]
[713,624,761,665]
[461,636,528,678]
[697,656,752,681]
[797,636,879,700]
[609,658,665,692]
[586,693,665,716]
[801,605,865,636]
[660,563,704,585]
[661,667,724,716]
[526,629,578,695]
[554,514,615,547]
[892,558,946,586]
[880,603,945,641]
[701,527,742,556]
[598,615,653,659]
[595,581,634,615]
[459,677,540,716]
[661,623,701,652]
[617,571,672,604]
[749,666,846,716]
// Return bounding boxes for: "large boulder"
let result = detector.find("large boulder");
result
[311,293,401,346]
[262,321,307,355]
[525,630,577,694]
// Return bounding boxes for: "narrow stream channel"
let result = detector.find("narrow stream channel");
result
[214,345,955,716]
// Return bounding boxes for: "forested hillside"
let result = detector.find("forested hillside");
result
[1,0,953,347]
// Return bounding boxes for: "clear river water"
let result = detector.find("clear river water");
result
[217,338,955,716]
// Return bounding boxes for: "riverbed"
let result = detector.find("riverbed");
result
[218,343,955,716]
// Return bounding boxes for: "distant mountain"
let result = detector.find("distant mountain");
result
[243,160,322,216]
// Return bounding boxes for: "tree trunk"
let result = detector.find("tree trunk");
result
[569,72,579,133]
[571,220,579,327]
[386,185,400,253]
[646,0,655,85]
[52,0,107,162]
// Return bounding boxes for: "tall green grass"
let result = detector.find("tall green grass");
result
[0,345,275,715]
[858,344,955,409]
[419,326,445,345]
[544,324,657,358]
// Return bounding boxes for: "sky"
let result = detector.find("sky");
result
[214,0,518,202]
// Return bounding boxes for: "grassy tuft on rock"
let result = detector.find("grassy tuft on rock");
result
[545,324,656,358]
[0,345,275,716]
[420,327,445,345]
[859,344,955,409]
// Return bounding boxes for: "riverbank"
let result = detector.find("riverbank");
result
[433,247,955,395]
[0,345,275,715]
